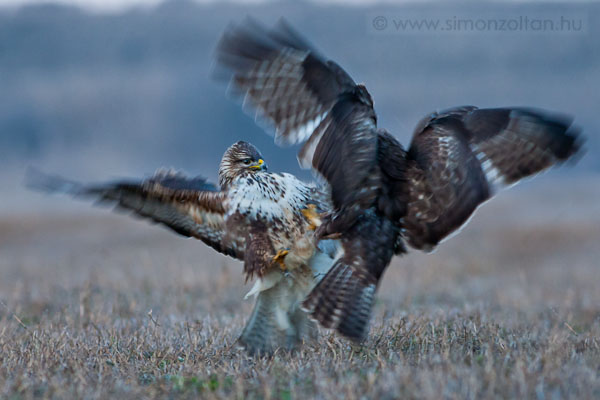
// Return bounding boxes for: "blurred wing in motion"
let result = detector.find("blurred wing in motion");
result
[403,106,583,251]
[217,18,380,217]
[26,168,245,260]
[301,210,397,341]
[216,18,357,149]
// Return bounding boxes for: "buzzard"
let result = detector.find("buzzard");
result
[216,20,584,341]
[28,141,339,354]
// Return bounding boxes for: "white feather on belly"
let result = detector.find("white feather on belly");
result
[226,172,312,222]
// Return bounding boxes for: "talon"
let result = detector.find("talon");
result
[273,249,289,270]
[302,204,322,231]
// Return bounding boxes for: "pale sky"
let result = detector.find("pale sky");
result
[1,0,592,15]
[0,0,269,14]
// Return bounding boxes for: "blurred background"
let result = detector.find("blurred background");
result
[0,4,599,397]
[0,0,598,213]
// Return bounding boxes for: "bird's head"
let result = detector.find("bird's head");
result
[219,141,268,188]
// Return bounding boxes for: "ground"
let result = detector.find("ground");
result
[1,178,599,399]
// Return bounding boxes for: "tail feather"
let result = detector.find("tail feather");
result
[289,305,319,343]
[238,274,315,355]
[302,260,376,342]
[238,287,290,355]
[238,283,290,355]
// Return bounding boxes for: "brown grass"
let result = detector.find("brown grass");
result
[1,184,599,399]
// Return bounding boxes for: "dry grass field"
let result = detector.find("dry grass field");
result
[1,178,599,399]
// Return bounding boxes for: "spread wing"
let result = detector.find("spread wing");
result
[216,20,584,342]
[403,106,583,251]
[26,168,245,260]
[217,19,356,149]
[217,19,380,216]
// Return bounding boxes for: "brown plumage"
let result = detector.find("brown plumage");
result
[27,141,340,354]
[216,19,584,341]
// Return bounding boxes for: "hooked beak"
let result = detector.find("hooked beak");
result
[249,158,267,171]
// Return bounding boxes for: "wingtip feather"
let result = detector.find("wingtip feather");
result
[24,167,81,195]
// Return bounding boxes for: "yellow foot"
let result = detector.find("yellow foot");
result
[301,204,321,231]
[273,249,289,270]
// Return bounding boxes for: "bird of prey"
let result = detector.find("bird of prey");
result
[216,20,584,341]
[28,141,339,354]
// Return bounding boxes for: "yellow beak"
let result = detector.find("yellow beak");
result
[249,159,265,170]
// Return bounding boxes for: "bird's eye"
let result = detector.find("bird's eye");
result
[242,159,252,165]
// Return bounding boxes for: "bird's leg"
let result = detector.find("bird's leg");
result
[273,249,289,271]
[314,212,343,240]
[301,204,322,231]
